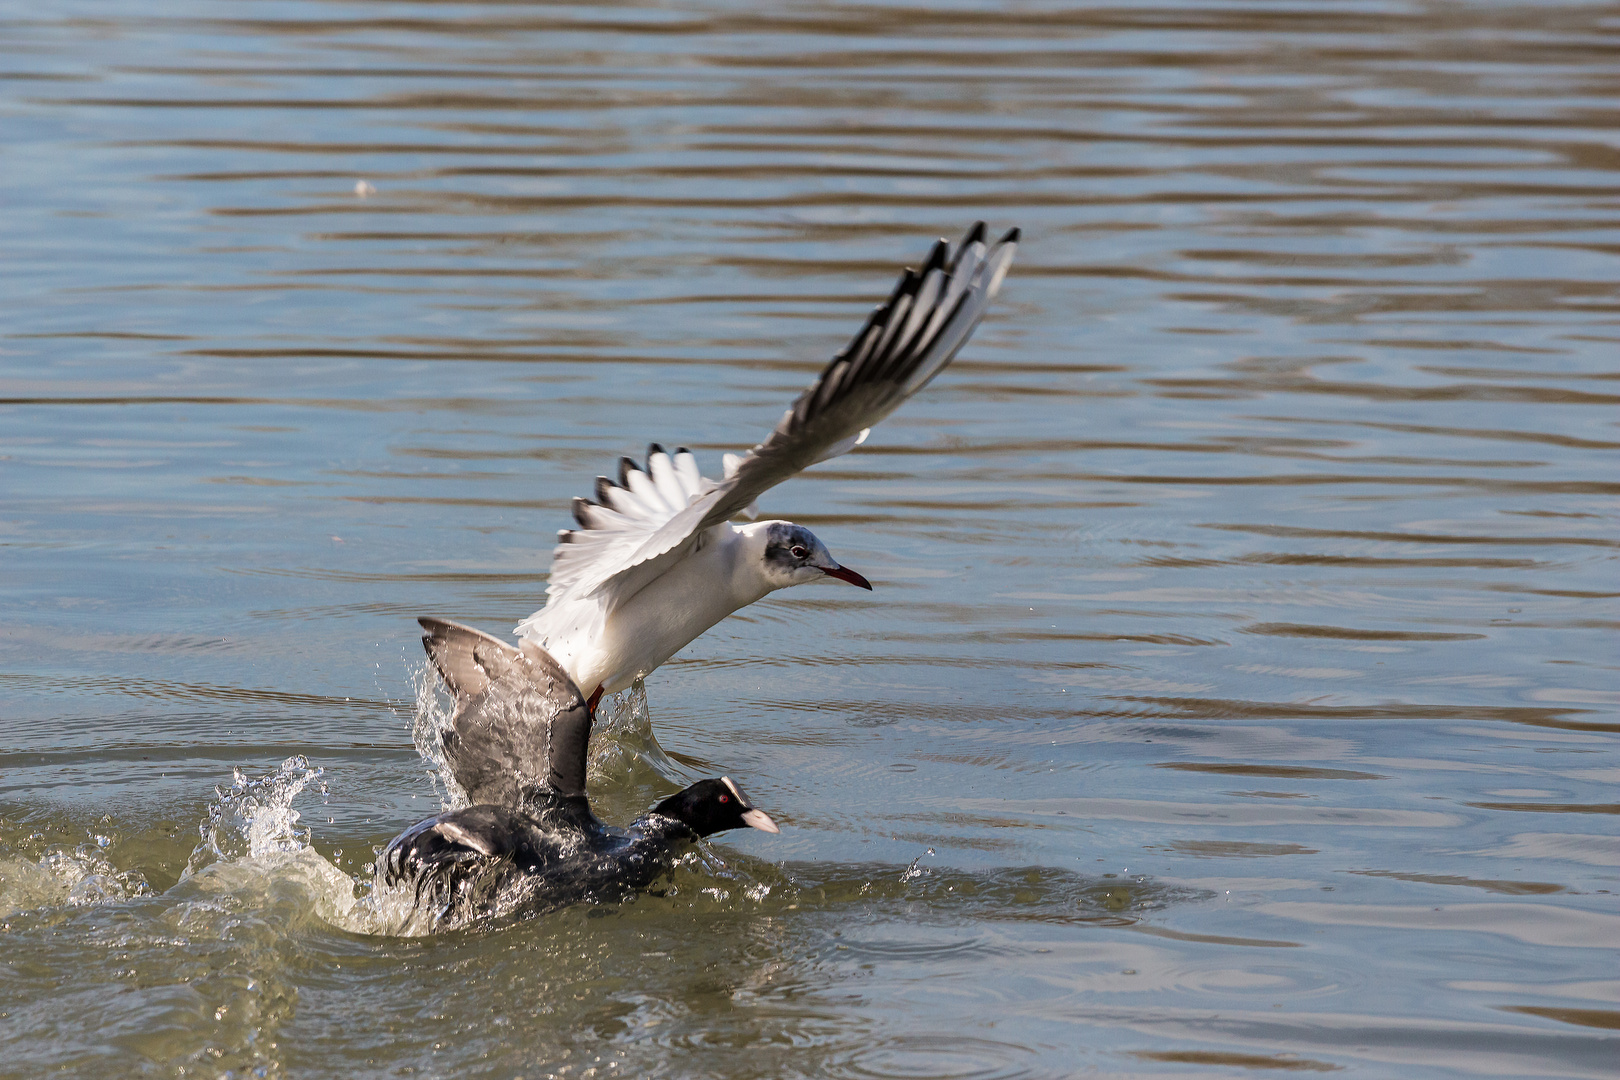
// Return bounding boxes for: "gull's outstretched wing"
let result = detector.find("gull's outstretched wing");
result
[419,617,593,802]
[533,445,714,609]
[535,222,1018,614]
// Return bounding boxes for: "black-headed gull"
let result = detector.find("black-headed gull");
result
[515,223,1019,712]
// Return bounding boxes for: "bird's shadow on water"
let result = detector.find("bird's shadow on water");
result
[650,855,1200,932]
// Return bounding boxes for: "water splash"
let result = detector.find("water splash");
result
[185,755,328,877]
[410,659,687,795]
[410,656,468,811]
[587,679,692,787]
[177,756,379,935]
[151,681,767,939]
[0,834,151,918]
[900,848,937,884]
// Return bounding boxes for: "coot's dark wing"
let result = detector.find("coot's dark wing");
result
[419,617,593,802]
[379,805,524,886]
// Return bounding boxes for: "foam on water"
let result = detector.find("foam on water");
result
[0,833,151,919]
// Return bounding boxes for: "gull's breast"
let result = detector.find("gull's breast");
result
[590,529,763,694]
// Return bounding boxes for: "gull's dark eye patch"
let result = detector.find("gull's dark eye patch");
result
[791,545,808,559]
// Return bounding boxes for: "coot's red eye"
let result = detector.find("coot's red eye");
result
[719,794,729,803]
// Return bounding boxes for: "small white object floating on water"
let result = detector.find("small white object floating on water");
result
[515,222,1020,713]
[354,180,376,197]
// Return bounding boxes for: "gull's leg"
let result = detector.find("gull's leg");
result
[586,684,604,718]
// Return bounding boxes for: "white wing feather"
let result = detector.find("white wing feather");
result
[518,447,710,629]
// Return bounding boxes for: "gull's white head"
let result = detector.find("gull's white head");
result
[752,521,873,593]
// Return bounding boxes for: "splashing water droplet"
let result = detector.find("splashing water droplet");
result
[412,658,468,810]
[186,755,326,877]
[900,848,937,883]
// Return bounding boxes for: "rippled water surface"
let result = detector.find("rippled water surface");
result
[3,1,1618,1076]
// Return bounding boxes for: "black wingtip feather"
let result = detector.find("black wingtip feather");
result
[947,223,988,275]
[572,496,593,528]
[803,223,1011,409]
[647,442,665,462]
[882,267,919,310]
[593,476,614,504]
[582,223,1013,546]
[675,445,691,456]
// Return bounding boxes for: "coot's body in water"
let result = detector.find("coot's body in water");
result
[377,618,777,929]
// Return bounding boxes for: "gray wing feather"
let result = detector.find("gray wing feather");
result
[572,223,1018,607]
[419,617,592,802]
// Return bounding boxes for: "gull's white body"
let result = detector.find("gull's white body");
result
[513,223,1019,699]
[519,522,775,696]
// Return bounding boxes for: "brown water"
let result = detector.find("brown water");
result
[2,1,1618,1076]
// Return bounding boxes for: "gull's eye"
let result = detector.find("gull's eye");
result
[718,794,729,803]
[790,545,808,559]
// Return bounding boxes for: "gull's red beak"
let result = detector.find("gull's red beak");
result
[821,565,873,590]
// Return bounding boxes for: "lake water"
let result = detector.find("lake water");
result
[2,1,1617,1076]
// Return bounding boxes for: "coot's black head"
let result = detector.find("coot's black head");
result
[652,777,780,838]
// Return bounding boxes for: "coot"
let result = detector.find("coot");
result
[376,618,777,929]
